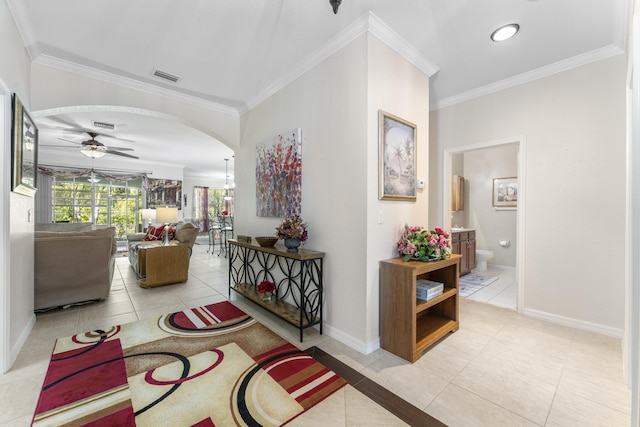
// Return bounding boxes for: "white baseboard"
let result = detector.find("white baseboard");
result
[522,308,623,338]
[322,323,380,355]
[8,312,36,369]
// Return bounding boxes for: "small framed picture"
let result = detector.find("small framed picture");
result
[11,94,38,197]
[492,177,517,208]
[379,110,417,201]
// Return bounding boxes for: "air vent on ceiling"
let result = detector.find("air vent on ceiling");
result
[152,68,180,83]
[92,121,116,130]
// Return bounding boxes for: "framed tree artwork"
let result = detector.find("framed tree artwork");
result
[379,110,416,201]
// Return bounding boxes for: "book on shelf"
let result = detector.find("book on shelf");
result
[416,279,444,300]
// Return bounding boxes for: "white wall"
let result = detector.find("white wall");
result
[0,0,36,372]
[430,54,627,333]
[463,144,518,267]
[236,33,430,351]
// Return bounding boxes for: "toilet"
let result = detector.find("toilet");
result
[475,250,494,272]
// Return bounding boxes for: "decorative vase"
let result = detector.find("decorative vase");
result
[260,292,272,302]
[284,238,301,252]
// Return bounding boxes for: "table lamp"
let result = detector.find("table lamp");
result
[155,207,178,245]
[141,209,156,232]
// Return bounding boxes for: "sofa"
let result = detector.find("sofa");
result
[34,226,117,310]
[127,221,199,279]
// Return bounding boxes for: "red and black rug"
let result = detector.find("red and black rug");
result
[32,301,346,426]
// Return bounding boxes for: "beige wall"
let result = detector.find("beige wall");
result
[365,34,430,346]
[237,33,430,350]
[237,34,370,347]
[430,54,627,333]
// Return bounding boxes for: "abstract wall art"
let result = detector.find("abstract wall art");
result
[256,128,302,217]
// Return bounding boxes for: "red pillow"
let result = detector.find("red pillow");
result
[144,225,166,241]
[143,225,176,241]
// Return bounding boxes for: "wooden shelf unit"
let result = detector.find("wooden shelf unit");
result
[379,255,461,362]
[228,239,324,342]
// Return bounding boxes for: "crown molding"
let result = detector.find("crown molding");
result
[242,12,372,113]
[431,44,625,111]
[367,12,439,77]
[11,5,437,117]
[243,11,439,114]
[6,0,38,58]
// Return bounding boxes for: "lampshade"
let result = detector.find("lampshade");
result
[80,146,107,158]
[156,207,178,224]
[141,208,156,221]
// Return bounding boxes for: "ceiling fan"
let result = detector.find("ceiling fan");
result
[43,131,139,159]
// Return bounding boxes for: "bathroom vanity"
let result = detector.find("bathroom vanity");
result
[451,230,476,276]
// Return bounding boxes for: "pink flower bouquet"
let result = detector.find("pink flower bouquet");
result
[397,225,451,262]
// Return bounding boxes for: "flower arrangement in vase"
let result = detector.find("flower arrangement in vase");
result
[257,280,275,301]
[396,225,451,262]
[276,215,308,252]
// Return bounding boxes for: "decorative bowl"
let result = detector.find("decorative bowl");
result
[255,236,278,247]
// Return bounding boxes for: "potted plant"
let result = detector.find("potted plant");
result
[397,225,451,262]
[276,215,308,252]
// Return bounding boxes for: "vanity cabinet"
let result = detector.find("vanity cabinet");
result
[452,230,476,276]
[379,255,460,362]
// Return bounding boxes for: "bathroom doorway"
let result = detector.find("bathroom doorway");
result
[442,136,525,312]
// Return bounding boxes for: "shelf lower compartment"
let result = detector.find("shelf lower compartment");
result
[232,282,319,329]
[414,315,459,361]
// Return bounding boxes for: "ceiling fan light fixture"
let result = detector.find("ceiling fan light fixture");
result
[490,23,520,42]
[80,146,107,158]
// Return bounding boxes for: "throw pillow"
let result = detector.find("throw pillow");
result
[144,225,165,241]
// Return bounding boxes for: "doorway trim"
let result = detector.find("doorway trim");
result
[442,135,526,312]
[0,80,10,373]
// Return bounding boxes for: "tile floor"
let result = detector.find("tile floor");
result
[463,265,518,309]
[0,241,631,426]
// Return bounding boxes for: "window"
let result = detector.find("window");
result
[51,177,142,239]
[208,188,232,216]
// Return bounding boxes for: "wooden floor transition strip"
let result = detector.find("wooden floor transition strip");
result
[305,346,446,427]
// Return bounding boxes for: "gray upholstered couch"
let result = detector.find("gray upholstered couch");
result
[34,226,117,310]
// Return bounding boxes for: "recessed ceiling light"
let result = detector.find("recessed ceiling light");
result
[490,24,520,42]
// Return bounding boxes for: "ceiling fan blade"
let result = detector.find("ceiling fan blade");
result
[41,144,78,148]
[104,146,135,151]
[106,149,139,159]
[98,134,137,144]
[58,138,82,145]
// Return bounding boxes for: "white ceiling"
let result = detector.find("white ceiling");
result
[7,0,628,181]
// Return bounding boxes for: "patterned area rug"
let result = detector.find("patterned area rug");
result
[459,274,499,298]
[32,302,347,426]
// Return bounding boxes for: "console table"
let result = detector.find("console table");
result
[228,239,324,342]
